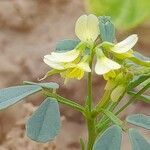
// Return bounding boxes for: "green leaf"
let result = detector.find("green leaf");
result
[99,16,115,42]
[127,73,150,91]
[126,114,150,130]
[93,125,122,150]
[23,81,59,90]
[0,85,42,110]
[101,109,123,127]
[26,97,61,143]
[129,128,150,150]
[55,39,80,52]
[128,91,150,103]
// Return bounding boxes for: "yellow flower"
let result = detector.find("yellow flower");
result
[75,14,99,44]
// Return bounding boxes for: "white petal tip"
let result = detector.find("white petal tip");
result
[113,34,138,54]
[95,58,121,75]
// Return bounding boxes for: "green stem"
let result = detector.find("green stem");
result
[96,83,149,134]
[115,82,150,115]
[96,118,110,136]
[86,72,93,110]
[92,90,111,117]
[85,46,96,150]
[86,70,96,150]
[96,90,111,109]
[129,57,150,67]
[85,47,94,111]
[43,92,85,113]
[110,89,127,110]
[87,118,96,150]
[96,102,115,124]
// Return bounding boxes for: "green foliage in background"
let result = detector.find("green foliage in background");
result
[85,0,150,30]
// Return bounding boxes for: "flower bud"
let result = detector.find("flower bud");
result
[111,84,126,102]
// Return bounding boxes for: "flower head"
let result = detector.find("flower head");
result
[43,14,140,83]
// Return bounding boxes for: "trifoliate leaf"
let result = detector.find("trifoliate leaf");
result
[23,81,59,90]
[93,125,122,150]
[55,39,80,52]
[129,128,150,150]
[0,85,41,110]
[99,16,115,42]
[126,114,150,130]
[26,97,61,143]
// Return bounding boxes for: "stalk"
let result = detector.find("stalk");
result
[87,118,96,150]
[85,46,96,150]
[44,92,85,113]
[115,82,150,115]
[86,71,93,111]
[96,83,149,134]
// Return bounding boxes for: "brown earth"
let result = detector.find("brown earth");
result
[0,0,149,150]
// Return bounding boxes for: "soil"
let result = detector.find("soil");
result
[0,0,149,150]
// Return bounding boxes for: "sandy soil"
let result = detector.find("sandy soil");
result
[0,0,149,150]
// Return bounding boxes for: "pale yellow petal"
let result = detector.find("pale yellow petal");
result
[50,49,79,62]
[95,57,121,75]
[75,14,99,42]
[86,14,99,42]
[112,34,138,53]
[75,15,88,42]
[43,57,64,70]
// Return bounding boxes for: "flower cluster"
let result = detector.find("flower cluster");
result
[43,14,138,81]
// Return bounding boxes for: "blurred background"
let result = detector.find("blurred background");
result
[0,0,149,149]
